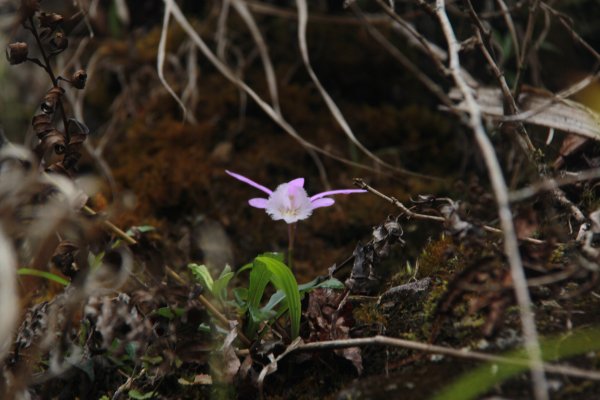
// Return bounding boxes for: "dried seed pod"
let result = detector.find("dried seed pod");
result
[51,240,78,278]
[40,87,63,115]
[38,129,66,154]
[6,42,28,65]
[71,69,87,90]
[38,12,64,29]
[32,114,53,135]
[50,31,68,51]
[18,0,40,22]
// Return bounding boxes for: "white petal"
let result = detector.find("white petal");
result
[266,183,313,223]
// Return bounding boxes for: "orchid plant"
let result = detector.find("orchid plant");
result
[226,170,366,268]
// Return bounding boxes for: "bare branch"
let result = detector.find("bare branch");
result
[514,0,541,94]
[351,4,454,109]
[433,1,549,398]
[161,0,431,178]
[291,335,600,381]
[354,178,545,245]
[295,0,416,176]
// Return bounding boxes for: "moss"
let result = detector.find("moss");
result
[111,117,214,225]
[354,300,387,327]
[416,235,455,279]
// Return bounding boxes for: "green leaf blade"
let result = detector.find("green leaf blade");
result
[256,255,301,339]
[17,268,70,286]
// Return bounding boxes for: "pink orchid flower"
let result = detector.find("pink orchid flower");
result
[226,170,366,224]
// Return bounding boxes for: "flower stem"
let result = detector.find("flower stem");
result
[287,223,296,270]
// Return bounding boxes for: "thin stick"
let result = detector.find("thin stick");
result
[162,0,433,179]
[351,4,454,110]
[353,179,545,245]
[291,335,600,381]
[464,1,535,154]
[503,72,600,123]
[509,168,600,202]
[246,1,389,26]
[374,0,449,68]
[513,0,541,95]
[294,0,416,177]
[495,0,520,64]
[434,1,549,399]
[157,0,188,121]
[540,3,600,61]
[81,205,136,246]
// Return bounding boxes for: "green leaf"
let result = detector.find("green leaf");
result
[432,327,600,400]
[213,265,234,301]
[233,287,248,309]
[128,389,157,399]
[245,262,272,337]
[255,255,301,338]
[297,277,345,292]
[249,304,277,323]
[262,290,286,313]
[315,277,345,290]
[125,225,155,236]
[17,268,69,286]
[88,251,105,270]
[125,342,138,360]
[155,306,185,320]
[140,355,163,365]
[188,263,214,293]
[155,307,176,319]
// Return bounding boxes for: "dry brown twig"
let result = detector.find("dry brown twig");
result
[291,335,600,381]
[354,178,545,245]
[228,0,331,189]
[509,168,600,202]
[295,0,423,177]
[540,3,600,61]
[495,0,520,63]
[252,333,600,398]
[514,0,541,95]
[374,0,449,70]
[433,1,549,398]
[460,2,586,226]
[463,0,536,155]
[351,4,454,109]
[160,0,432,179]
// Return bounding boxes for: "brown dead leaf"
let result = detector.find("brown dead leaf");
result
[305,288,363,374]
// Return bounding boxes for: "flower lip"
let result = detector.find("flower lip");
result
[226,170,367,223]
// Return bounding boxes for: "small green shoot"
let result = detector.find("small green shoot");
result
[17,268,69,286]
[128,389,157,400]
[188,263,234,303]
[189,253,343,341]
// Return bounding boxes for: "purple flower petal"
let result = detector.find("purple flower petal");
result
[226,170,273,195]
[311,198,335,209]
[249,198,269,209]
[288,178,305,188]
[310,189,367,201]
